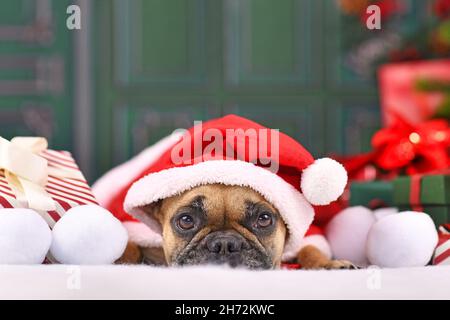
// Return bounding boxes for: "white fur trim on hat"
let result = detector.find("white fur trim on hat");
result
[92,132,182,207]
[301,158,347,206]
[124,160,315,261]
[123,221,163,248]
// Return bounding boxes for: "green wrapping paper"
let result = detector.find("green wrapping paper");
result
[393,175,450,206]
[394,174,450,227]
[349,181,394,208]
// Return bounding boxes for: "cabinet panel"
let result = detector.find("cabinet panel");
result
[0,106,54,140]
[114,0,207,86]
[112,104,219,164]
[224,0,319,87]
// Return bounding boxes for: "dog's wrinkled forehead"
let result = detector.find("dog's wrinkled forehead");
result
[158,184,279,224]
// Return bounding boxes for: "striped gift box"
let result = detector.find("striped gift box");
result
[0,149,97,227]
[433,225,450,266]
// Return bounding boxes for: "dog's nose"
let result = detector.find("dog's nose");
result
[206,232,243,254]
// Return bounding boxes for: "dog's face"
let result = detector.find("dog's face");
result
[149,184,287,269]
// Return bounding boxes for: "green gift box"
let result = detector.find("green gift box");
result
[349,181,394,208]
[393,174,450,206]
[394,174,450,227]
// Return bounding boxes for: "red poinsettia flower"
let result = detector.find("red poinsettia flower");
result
[434,0,450,19]
[372,115,450,174]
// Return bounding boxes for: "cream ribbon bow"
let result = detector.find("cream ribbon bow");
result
[0,136,83,211]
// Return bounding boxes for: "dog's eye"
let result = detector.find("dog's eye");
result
[256,213,273,228]
[177,214,195,230]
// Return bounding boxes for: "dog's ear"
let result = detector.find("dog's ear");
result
[141,201,163,223]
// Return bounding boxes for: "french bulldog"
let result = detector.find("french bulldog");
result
[119,184,354,269]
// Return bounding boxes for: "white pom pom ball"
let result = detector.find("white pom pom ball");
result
[301,158,347,205]
[50,205,128,264]
[325,206,375,266]
[373,207,398,221]
[366,211,438,267]
[0,208,51,264]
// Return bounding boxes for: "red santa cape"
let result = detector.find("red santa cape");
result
[92,115,347,261]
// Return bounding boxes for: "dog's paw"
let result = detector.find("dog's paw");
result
[304,259,358,270]
[322,259,358,270]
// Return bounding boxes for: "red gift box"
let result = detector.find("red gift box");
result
[0,137,98,227]
[379,59,450,126]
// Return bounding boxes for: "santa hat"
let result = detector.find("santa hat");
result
[93,115,347,261]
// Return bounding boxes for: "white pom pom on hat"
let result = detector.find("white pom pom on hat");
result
[301,158,348,205]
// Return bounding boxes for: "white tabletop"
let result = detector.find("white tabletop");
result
[1,265,449,300]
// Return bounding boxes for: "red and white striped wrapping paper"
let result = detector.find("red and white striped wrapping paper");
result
[0,149,97,227]
[433,225,450,266]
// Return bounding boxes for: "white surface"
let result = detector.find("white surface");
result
[0,265,449,300]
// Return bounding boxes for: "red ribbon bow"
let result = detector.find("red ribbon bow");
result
[372,115,450,175]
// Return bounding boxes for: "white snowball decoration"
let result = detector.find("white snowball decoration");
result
[50,205,128,264]
[366,211,438,268]
[0,208,51,264]
[301,158,347,205]
[373,207,398,221]
[325,206,376,266]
